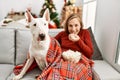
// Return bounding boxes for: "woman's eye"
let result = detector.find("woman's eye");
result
[68,24,72,27]
[75,24,78,27]
[33,23,36,26]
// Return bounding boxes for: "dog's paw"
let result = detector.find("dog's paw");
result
[12,75,22,80]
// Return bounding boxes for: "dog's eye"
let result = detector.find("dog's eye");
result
[44,23,46,26]
[33,23,36,26]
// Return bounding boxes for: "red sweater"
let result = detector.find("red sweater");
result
[55,29,93,59]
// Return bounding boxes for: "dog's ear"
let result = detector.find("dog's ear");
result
[25,10,34,23]
[43,9,50,22]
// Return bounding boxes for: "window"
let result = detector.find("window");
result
[115,32,120,65]
[82,0,97,32]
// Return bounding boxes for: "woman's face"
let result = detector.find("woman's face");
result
[68,18,81,34]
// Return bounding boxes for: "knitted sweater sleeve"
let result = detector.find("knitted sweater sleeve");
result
[76,30,93,59]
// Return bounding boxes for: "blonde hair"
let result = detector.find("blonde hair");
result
[64,13,83,33]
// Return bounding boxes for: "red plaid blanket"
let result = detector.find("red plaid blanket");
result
[14,37,93,80]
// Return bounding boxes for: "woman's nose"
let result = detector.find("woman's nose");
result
[72,26,76,31]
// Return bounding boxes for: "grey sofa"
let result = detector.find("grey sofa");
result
[0,25,120,80]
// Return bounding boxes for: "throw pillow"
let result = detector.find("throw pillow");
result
[88,27,103,60]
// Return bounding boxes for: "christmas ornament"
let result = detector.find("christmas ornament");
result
[49,21,57,29]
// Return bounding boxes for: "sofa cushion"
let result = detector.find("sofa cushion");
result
[92,68,101,80]
[0,28,15,64]
[94,60,120,80]
[49,29,64,37]
[7,68,41,80]
[15,29,32,65]
[15,28,103,65]
[15,29,63,65]
[88,27,103,60]
[0,64,14,80]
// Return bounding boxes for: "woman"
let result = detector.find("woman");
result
[37,14,94,80]
[54,13,94,79]
[55,13,93,59]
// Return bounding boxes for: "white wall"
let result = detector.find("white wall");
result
[0,0,82,21]
[95,0,120,72]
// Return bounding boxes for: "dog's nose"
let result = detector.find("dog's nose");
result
[39,33,45,40]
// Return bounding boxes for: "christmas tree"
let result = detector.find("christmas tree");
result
[60,0,77,28]
[39,0,60,28]
[64,0,76,6]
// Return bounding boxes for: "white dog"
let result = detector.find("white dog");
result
[13,9,50,80]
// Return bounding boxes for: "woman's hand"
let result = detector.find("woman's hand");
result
[68,33,80,42]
